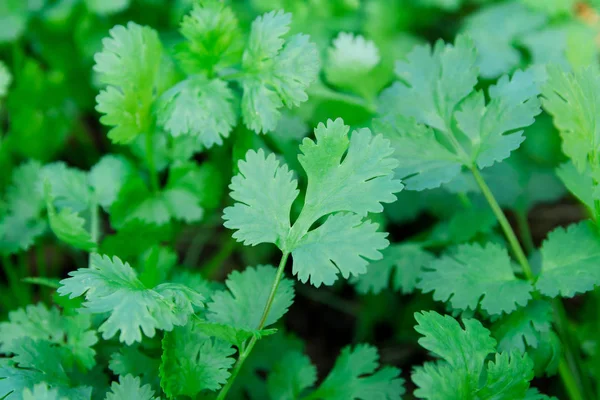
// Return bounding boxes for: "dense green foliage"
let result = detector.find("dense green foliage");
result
[1,0,600,399]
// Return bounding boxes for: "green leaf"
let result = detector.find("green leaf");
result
[0,0,28,43]
[0,161,46,254]
[412,311,538,399]
[556,161,594,212]
[298,119,402,219]
[176,0,240,73]
[106,375,157,400]
[207,265,294,330]
[542,65,600,188]
[492,300,553,353]
[292,213,389,287]
[160,320,235,397]
[267,350,316,400]
[225,118,402,286]
[57,253,205,344]
[108,346,160,390]
[536,221,600,297]
[22,382,67,400]
[325,32,380,96]
[418,243,532,315]
[352,243,434,295]
[309,344,405,400]
[378,36,540,190]
[0,338,93,400]
[46,194,96,252]
[0,303,97,370]
[223,149,299,248]
[89,155,133,209]
[156,75,236,147]
[373,114,462,190]
[193,320,277,349]
[462,2,546,78]
[94,22,163,144]
[241,11,319,133]
[42,163,91,213]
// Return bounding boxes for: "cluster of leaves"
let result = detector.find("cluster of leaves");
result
[2,0,600,399]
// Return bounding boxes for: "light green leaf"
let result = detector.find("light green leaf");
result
[476,351,534,399]
[85,0,129,15]
[492,300,553,353]
[309,344,405,400]
[22,382,68,400]
[89,155,132,209]
[223,149,298,248]
[207,265,294,330]
[292,213,389,287]
[536,221,600,297]
[46,195,96,252]
[57,253,205,345]
[106,375,157,400]
[156,75,235,147]
[176,0,240,73]
[160,321,235,397]
[94,22,163,144]
[462,2,546,78]
[418,243,532,315]
[42,163,91,213]
[352,243,434,295]
[267,351,316,400]
[241,11,319,133]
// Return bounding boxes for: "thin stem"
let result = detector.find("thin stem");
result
[216,252,290,400]
[470,167,533,280]
[515,210,535,255]
[145,128,160,193]
[91,203,100,244]
[559,359,584,400]
[470,166,591,400]
[308,85,376,113]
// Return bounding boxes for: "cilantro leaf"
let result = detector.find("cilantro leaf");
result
[22,382,67,400]
[418,243,533,315]
[542,66,600,191]
[57,253,205,344]
[378,36,541,190]
[352,243,434,295]
[462,2,546,78]
[160,320,236,397]
[224,118,402,286]
[207,265,295,330]
[309,344,405,400]
[156,75,236,147]
[42,163,91,213]
[492,300,553,353]
[106,375,158,400]
[176,0,241,73]
[412,311,541,399]
[223,149,299,248]
[0,161,46,254]
[89,155,133,209]
[46,194,96,252]
[325,32,380,97]
[85,0,130,15]
[94,22,163,144]
[298,119,402,219]
[267,350,316,400]
[108,346,160,390]
[536,221,600,297]
[241,11,319,133]
[292,213,389,287]
[0,303,98,370]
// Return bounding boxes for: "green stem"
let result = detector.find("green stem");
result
[515,210,535,255]
[145,128,159,193]
[470,167,533,280]
[559,359,584,400]
[216,252,290,400]
[91,203,100,244]
[470,166,590,400]
[308,85,376,113]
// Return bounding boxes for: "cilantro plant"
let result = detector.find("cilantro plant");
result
[1,0,600,399]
